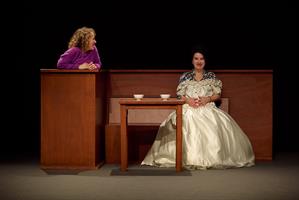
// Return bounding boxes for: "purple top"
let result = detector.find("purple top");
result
[57,46,102,69]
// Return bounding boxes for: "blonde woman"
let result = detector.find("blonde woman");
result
[57,27,102,70]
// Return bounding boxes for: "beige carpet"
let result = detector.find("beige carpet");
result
[1,152,299,200]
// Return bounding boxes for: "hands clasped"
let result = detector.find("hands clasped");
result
[187,96,210,108]
[79,62,97,70]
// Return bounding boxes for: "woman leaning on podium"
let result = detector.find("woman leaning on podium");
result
[57,26,102,70]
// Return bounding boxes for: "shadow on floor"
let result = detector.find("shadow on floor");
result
[110,167,192,176]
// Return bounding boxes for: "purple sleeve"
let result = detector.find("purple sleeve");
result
[57,47,81,69]
[93,46,102,69]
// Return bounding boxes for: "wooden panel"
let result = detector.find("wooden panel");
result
[95,72,108,163]
[41,72,100,169]
[217,73,272,160]
[105,124,158,163]
[109,98,174,124]
[108,72,181,97]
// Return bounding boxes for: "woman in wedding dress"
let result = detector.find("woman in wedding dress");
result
[141,49,255,169]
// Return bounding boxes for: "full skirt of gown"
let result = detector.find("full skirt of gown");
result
[141,102,255,170]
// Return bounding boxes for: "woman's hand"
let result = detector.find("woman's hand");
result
[79,62,97,70]
[197,96,211,106]
[186,97,200,108]
[186,96,211,108]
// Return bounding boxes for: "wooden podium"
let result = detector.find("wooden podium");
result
[40,69,106,169]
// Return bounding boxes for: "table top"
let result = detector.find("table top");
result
[119,98,185,105]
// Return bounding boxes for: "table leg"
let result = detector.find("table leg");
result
[176,105,183,172]
[120,105,128,171]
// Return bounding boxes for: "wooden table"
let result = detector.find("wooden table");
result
[119,98,185,172]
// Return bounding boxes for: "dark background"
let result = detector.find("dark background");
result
[8,1,297,160]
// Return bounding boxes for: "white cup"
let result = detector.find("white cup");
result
[160,94,170,101]
[133,94,144,101]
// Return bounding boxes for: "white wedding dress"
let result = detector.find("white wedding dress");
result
[141,78,255,169]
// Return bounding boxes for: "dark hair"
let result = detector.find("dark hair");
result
[191,45,208,64]
[191,45,207,57]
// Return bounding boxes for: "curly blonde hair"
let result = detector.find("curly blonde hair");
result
[68,27,96,52]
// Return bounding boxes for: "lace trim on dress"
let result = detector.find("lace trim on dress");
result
[177,78,222,97]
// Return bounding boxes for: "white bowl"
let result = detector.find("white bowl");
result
[133,94,144,100]
[160,94,171,100]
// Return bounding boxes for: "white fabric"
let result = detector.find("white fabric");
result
[141,79,255,169]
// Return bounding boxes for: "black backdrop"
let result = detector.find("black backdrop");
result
[9,1,297,159]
